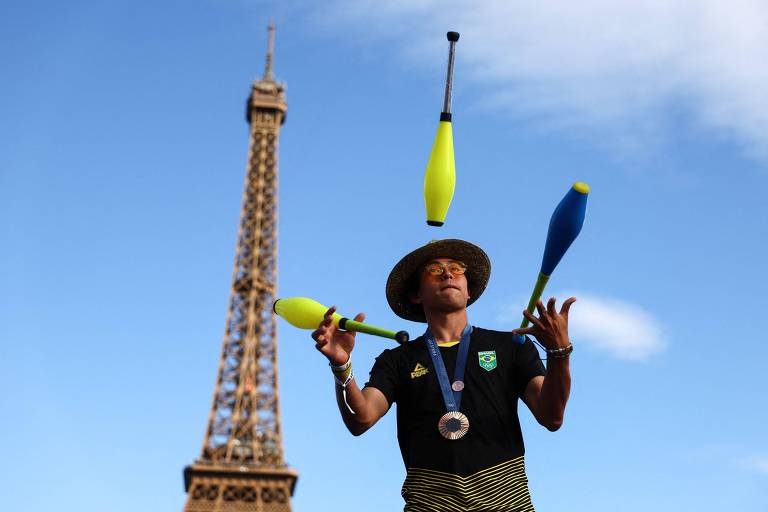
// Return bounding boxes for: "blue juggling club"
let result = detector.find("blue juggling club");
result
[515,182,589,341]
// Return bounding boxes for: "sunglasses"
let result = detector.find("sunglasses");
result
[423,261,467,276]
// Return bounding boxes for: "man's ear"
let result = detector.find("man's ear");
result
[409,288,423,305]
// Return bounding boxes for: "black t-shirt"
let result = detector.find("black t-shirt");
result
[365,327,546,476]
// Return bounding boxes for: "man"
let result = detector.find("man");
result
[312,239,574,511]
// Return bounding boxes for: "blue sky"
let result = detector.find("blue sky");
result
[2,1,767,510]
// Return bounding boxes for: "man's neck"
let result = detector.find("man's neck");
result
[425,309,469,344]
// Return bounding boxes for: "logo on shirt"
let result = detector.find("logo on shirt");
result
[478,351,497,371]
[410,363,429,379]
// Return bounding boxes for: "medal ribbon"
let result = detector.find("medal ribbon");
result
[424,324,473,413]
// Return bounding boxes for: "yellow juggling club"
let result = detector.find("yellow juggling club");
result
[273,297,410,345]
[424,31,460,227]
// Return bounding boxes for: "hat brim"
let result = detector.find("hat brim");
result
[386,239,491,323]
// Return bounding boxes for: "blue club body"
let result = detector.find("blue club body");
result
[541,184,589,276]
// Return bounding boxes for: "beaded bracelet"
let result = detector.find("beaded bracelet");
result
[546,343,573,359]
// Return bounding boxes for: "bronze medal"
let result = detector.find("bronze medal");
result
[438,411,470,440]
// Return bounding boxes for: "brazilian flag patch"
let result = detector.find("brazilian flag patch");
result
[478,351,497,371]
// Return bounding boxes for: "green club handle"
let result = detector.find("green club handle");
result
[519,272,551,329]
[338,318,410,345]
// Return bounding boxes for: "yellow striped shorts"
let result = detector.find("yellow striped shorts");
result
[402,456,535,511]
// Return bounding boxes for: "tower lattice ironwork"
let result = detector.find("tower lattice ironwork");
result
[183,23,297,512]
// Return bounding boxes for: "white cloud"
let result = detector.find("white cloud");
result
[498,292,666,361]
[323,0,768,161]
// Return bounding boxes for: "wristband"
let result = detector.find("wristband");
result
[329,357,351,372]
[330,357,353,382]
[546,343,573,359]
[334,369,354,389]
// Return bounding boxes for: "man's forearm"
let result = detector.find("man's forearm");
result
[538,358,571,431]
[334,379,374,435]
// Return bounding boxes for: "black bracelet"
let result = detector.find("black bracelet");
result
[546,343,573,359]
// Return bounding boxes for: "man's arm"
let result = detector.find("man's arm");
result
[512,297,575,432]
[334,381,390,436]
[311,306,391,436]
[522,358,570,431]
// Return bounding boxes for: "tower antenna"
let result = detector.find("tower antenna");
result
[264,21,276,81]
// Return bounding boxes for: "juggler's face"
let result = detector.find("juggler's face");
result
[410,257,471,315]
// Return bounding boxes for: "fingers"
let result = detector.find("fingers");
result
[535,300,550,324]
[352,312,366,323]
[560,297,576,317]
[311,324,327,343]
[520,297,575,349]
[313,306,337,343]
[547,297,557,316]
[312,324,329,351]
[322,306,336,326]
[314,307,336,341]
[522,308,545,329]
[511,327,534,336]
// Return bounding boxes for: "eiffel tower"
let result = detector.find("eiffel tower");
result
[183,23,297,512]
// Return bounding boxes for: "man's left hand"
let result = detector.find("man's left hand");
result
[512,297,575,350]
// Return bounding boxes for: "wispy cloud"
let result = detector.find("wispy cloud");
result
[498,292,666,361]
[321,0,768,161]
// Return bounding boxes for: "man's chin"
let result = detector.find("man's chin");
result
[428,299,468,314]
[437,285,465,296]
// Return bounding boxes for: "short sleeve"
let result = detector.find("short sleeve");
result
[364,348,400,406]
[513,337,546,397]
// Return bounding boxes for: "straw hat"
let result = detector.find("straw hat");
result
[386,239,491,322]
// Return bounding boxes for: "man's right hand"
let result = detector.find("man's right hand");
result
[311,306,365,366]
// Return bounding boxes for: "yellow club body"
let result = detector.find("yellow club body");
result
[273,297,341,329]
[424,120,456,226]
